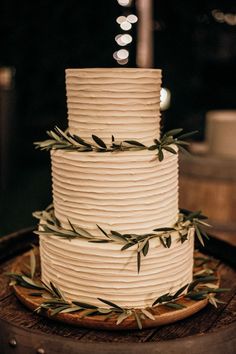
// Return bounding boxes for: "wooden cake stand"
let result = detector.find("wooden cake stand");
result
[10,248,219,330]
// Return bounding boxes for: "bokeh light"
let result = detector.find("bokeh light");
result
[120,21,132,31]
[117,58,129,65]
[117,0,132,7]
[115,34,133,46]
[127,14,138,23]
[116,16,126,25]
[117,49,129,59]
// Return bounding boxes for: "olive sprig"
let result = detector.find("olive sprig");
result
[34,127,197,161]
[148,128,198,161]
[33,206,210,273]
[7,252,228,330]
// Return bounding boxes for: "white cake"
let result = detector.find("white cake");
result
[39,68,194,309]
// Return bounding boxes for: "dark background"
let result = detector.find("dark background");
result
[0,0,236,234]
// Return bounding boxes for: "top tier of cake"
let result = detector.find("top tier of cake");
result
[66,68,162,145]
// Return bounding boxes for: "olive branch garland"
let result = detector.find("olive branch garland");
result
[33,206,211,273]
[6,252,229,330]
[34,127,197,161]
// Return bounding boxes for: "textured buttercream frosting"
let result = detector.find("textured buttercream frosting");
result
[40,230,194,308]
[38,68,194,309]
[51,148,179,237]
[66,68,162,145]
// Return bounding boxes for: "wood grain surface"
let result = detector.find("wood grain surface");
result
[179,150,236,227]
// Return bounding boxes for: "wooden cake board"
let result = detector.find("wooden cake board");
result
[10,250,219,330]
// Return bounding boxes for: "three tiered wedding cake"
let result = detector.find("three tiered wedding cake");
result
[37,68,194,309]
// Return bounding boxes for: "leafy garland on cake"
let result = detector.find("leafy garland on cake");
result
[33,205,210,273]
[34,127,197,161]
[6,251,229,329]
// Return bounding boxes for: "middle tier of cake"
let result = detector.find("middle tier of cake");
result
[51,149,179,237]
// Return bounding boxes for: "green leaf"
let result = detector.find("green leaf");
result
[204,288,230,293]
[137,251,141,273]
[92,135,107,149]
[49,282,63,299]
[165,128,183,137]
[72,225,93,238]
[174,140,190,146]
[161,136,175,145]
[197,225,209,240]
[158,148,164,161]
[97,298,123,311]
[142,239,149,257]
[67,219,78,234]
[159,236,167,248]
[133,311,142,329]
[162,146,177,154]
[185,210,202,220]
[177,130,198,140]
[153,227,175,232]
[42,299,69,306]
[165,302,186,310]
[148,144,157,151]
[141,308,155,320]
[21,276,45,290]
[72,301,97,309]
[110,230,127,242]
[173,284,189,298]
[195,219,211,228]
[124,140,146,147]
[60,306,83,314]
[121,242,135,251]
[179,234,188,244]
[116,311,131,325]
[72,135,91,147]
[179,208,193,216]
[186,291,208,300]
[188,276,217,292]
[30,250,36,279]
[96,224,108,237]
[194,224,205,247]
[48,130,62,142]
[97,308,113,314]
[166,235,172,248]
[152,293,172,306]
[50,305,70,316]
[54,127,77,145]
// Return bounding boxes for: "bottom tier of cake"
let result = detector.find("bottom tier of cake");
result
[39,230,194,309]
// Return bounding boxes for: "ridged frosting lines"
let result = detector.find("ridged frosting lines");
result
[51,149,179,236]
[65,68,162,145]
[39,233,194,308]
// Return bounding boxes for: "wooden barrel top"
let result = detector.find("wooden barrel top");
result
[179,147,236,227]
[179,145,236,181]
[0,228,236,354]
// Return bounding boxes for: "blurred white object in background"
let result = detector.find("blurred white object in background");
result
[160,88,171,111]
[180,109,236,240]
[206,110,236,159]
